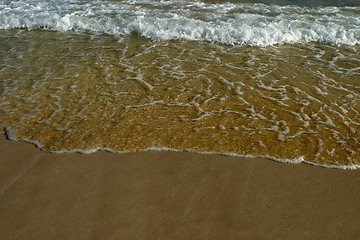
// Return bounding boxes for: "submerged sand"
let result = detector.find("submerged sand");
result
[1,30,359,168]
[1,133,360,240]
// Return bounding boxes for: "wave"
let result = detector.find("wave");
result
[0,0,359,46]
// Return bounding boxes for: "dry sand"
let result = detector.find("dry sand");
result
[0,133,360,240]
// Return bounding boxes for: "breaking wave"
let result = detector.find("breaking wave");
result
[0,0,359,46]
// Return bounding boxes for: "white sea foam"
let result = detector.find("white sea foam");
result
[5,127,16,140]
[4,127,359,170]
[0,0,359,46]
[5,127,44,148]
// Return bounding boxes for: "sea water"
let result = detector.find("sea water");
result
[0,0,359,169]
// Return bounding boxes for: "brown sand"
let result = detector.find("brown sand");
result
[0,133,360,240]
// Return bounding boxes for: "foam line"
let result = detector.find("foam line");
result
[4,127,360,170]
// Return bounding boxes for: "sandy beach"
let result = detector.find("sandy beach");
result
[1,0,360,239]
[1,132,359,240]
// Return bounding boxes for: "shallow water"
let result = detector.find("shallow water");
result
[0,0,359,168]
[1,29,359,168]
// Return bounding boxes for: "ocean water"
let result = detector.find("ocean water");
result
[0,0,359,169]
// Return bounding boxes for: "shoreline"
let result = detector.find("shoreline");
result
[1,132,360,239]
[5,126,360,170]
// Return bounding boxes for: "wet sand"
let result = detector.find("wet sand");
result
[0,132,360,240]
